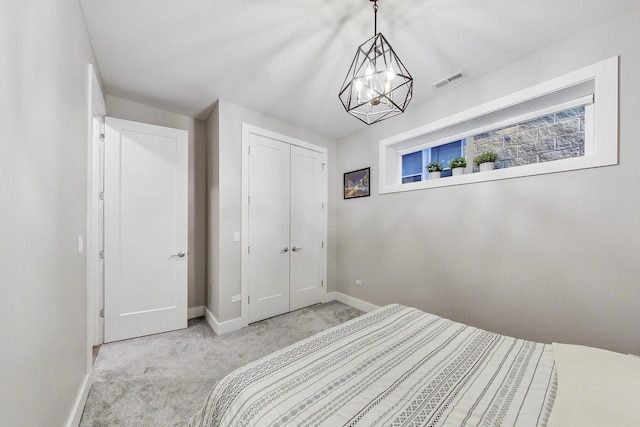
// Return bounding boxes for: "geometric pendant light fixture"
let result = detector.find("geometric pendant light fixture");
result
[338,0,413,125]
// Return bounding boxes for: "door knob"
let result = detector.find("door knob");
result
[280,247,289,253]
[292,247,302,252]
[170,251,186,258]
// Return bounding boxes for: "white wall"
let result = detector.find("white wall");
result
[0,0,97,424]
[106,95,207,309]
[336,8,640,355]
[207,99,338,322]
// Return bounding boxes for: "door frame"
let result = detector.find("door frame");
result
[240,123,328,327]
[86,64,106,371]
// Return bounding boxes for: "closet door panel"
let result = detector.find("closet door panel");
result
[248,135,291,323]
[290,145,324,311]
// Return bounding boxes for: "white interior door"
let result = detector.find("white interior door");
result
[248,134,291,323]
[104,117,188,343]
[290,145,325,311]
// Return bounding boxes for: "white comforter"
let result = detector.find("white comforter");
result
[190,305,557,426]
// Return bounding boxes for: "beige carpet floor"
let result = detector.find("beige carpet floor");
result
[79,301,363,426]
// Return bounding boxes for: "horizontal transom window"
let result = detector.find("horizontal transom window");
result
[379,57,618,194]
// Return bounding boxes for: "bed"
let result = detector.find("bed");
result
[189,304,640,427]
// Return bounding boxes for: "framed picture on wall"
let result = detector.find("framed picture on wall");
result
[344,167,370,199]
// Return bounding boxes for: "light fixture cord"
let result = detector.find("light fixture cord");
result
[372,1,378,36]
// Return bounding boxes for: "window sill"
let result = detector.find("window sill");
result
[380,155,615,194]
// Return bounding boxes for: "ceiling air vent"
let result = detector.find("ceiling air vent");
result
[431,70,467,89]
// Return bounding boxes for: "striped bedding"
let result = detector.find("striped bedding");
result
[189,304,556,426]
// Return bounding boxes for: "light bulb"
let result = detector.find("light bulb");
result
[353,79,363,103]
[384,80,392,94]
[365,64,373,79]
[386,71,395,83]
[385,65,395,83]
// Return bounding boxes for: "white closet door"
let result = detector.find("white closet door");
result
[289,145,325,311]
[104,117,188,343]
[248,134,291,323]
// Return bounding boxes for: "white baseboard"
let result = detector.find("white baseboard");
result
[323,291,338,304]
[188,306,204,319]
[324,292,380,313]
[66,373,91,427]
[204,306,246,335]
[203,293,378,336]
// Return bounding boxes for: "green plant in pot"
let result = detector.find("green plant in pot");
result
[449,157,467,176]
[473,151,498,172]
[426,161,443,179]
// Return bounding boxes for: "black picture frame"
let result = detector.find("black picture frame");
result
[344,167,370,199]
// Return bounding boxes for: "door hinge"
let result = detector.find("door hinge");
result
[248,246,250,254]
[248,296,250,304]
[321,241,324,248]
[99,191,104,200]
[321,202,324,210]
[99,309,104,318]
[248,195,250,204]
[322,162,326,171]
[99,133,105,143]
[321,280,324,287]
[99,250,104,259]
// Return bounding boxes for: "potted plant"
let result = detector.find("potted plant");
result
[449,157,467,176]
[426,162,443,179]
[474,151,498,172]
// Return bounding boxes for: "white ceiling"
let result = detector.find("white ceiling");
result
[79,0,640,139]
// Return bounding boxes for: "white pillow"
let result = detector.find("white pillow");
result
[548,342,640,427]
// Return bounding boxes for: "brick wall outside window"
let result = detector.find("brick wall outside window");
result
[472,106,585,170]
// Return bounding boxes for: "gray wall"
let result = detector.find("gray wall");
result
[0,0,97,424]
[106,95,208,309]
[207,99,338,322]
[336,9,640,355]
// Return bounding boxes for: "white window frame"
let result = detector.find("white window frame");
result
[379,57,618,194]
